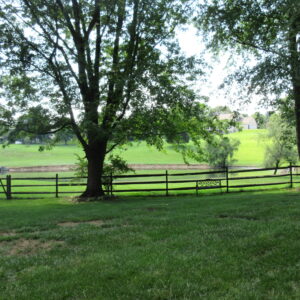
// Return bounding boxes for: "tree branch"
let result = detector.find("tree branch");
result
[105,139,125,154]
[19,122,72,135]
[56,0,77,39]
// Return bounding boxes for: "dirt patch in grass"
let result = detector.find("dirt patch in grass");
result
[0,239,64,256]
[57,219,105,227]
[0,231,17,237]
[218,214,259,221]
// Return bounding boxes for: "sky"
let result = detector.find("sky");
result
[177,27,267,115]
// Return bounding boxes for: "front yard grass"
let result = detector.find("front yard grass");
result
[1,191,300,299]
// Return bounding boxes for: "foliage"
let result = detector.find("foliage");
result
[264,144,297,172]
[0,104,13,136]
[274,96,296,126]
[73,155,88,178]
[74,154,133,193]
[0,0,216,197]
[252,112,267,129]
[204,137,240,168]
[196,0,300,157]
[264,114,298,173]
[162,103,225,163]
[211,105,232,115]
[2,105,70,148]
[166,132,190,144]
[180,132,240,168]
[53,128,76,145]
[197,0,297,98]
[174,104,241,166]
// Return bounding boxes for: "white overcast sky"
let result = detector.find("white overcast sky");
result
[177,27,268,115]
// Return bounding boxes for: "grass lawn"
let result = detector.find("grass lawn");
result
[1,191,300,299]
[231,129,267,166]
[0,129,268,168]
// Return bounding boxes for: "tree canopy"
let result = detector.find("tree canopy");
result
[204,136,240,169]
[196,0,300,156]
[0,0,219,198]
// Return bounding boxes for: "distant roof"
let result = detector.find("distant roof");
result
[241,116,257,125]
[218,114,257,126]
[218,113,233,120]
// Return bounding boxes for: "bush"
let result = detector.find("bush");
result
[74,154,134,193]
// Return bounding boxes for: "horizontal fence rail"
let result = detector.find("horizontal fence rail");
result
[0,164,299,199]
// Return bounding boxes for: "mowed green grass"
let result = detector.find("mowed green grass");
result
[0,129,268,167]
[0,144,84,167]
[231,129,267,166]
[1,191,300,299]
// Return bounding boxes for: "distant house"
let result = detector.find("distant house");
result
[218,114,258,131]
[241,116,257,130]
[218,113,237,133]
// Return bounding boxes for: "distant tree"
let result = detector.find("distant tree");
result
[204,137,240,169]
[253,112,267,129]
[54,128,76,145]
[184,135,240,169]
[264,114,297,174]
[212,105,232,115]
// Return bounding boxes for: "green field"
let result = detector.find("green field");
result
[229,129,267,166]
[1,191,300,299]
[0,129,268,168]
[0,145,84,167]
[120,129,267,166]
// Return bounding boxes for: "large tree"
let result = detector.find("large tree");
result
[197,0,300,156]
[0,0,215,198]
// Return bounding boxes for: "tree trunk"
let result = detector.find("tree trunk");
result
[80,143,107,198]
[274,161,279,175]
[289,19,300,158]
[293,84,300,158]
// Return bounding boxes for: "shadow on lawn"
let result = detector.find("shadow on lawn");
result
[0,189,299,232]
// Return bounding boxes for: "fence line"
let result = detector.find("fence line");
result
[0,163,299,199]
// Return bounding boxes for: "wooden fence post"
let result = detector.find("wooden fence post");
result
[290,163,293,188]
[165,170,169,197]
[110,172,113,196]
[225,167,229,193]
[6,175,12,200]
[55,174,59,198]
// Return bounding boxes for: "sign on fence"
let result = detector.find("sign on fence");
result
[196,179,222,196]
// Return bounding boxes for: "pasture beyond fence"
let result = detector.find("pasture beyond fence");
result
[0,164,299,199]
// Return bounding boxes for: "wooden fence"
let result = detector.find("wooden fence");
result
[0,164,299,199]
